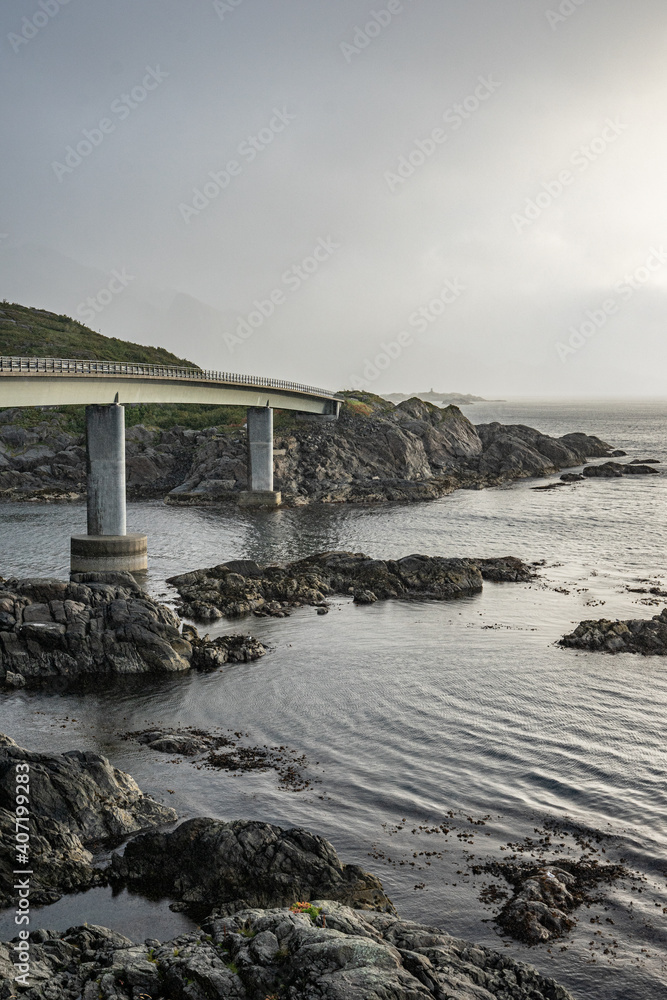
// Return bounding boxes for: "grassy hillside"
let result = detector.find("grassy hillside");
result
[0,300,196,367]
[0,300,247,433]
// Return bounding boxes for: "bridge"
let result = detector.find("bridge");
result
[0,357,342,573]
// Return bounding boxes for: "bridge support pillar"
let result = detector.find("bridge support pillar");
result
[70,403,147,573]
[238,406,281,508]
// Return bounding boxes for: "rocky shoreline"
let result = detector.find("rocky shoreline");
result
[0,393,615,506]
[0,903,576,1000]
[0,904,576,1000]
[0,734,576,1000]
[0,571,266,689]
[168,552,536,622]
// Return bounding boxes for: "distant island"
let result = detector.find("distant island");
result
[381,389,504,406]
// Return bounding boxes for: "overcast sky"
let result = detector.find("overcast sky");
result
[1,0,666,397]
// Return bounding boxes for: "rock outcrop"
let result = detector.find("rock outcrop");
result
[168,552,535,621]
[110,817,394,918]
[122,727,315,791]
[0,734,176,908]
[0,572,266,687]
[559,607,667,654]
[478,857,627,945]
[0,903,575,999]
[582,461,659,478]
[0,393,614,506]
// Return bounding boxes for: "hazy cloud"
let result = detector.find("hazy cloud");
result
[1,0,666,396]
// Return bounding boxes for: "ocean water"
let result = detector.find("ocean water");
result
[0,398,666,999]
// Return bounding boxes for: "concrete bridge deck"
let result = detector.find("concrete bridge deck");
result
[0,356,342,572]
[0,356,341,415]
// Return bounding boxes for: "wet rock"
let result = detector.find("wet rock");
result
[583,461,659,478]
[472,556,536,583]
[560,472,584,482]
[353,589,377,604]
[134,729,212,755]
[0,734,177,908]
[621,463,659,474]
[582,462,624,478]
[559,607,667,654]
[0,902,575,999]
[498,867,577,943]
[123,727,313,791]
[110,817,396,918]
[629,457,660,463]
[478,857,627,945]
[168,552,535,621]
[182,625,267,669]
[0,574,266,686]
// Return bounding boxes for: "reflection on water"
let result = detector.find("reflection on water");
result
[0,886,196,943]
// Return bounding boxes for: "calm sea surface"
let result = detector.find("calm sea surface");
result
[1,398,666,999]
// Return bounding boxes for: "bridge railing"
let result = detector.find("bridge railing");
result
[0,356,341,401]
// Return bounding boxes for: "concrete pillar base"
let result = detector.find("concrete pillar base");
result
[71,534,148,573]
[238,490,282,508]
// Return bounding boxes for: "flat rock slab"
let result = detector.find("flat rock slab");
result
[0,901,575,999]
[559,607,667,654]
[168,551,536,621]
[0,734,176,908]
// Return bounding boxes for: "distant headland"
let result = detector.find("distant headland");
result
[381,389,504,405]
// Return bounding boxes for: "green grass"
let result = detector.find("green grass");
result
[337,389,395,415]
[0,300,196,367]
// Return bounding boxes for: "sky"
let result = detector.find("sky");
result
[1,0,666,397]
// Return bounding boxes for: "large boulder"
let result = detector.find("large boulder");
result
[0,734,177,908]
[110,817,395,917]
[582,462,624,478]
[475,424,611,479]
[0,572,266,686]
